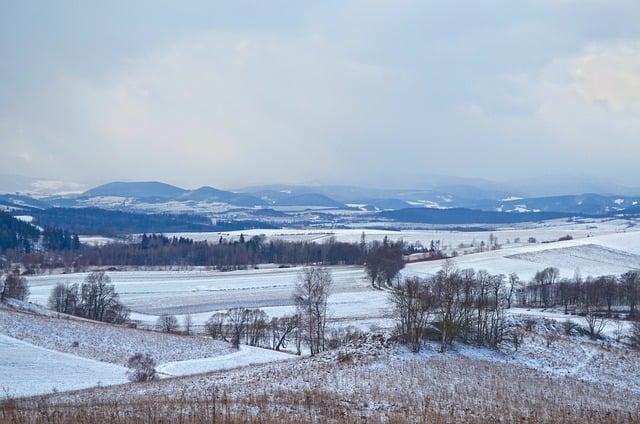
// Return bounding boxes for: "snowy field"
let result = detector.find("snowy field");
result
[0,305,292,399]
[0,334,129,398]
[27,218,640,332]
[5,218,640,402]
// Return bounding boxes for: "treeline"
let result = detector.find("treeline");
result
[75,233,376,269]
[42,226,81,251]
[519,267,640,317]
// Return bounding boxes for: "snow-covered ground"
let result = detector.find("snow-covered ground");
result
[24,220,640,332]
[0,305,289,398]
[0,333,129,399]
[5,219,640,403]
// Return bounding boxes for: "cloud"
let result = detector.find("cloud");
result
[571,42,640,111]
[4,31,398,188]
[1,1,640,189]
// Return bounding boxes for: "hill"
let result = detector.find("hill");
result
[83,181,187,199]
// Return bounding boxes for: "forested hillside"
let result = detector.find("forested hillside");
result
[0,211,40,253]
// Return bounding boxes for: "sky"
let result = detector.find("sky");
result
[1,0,639,191]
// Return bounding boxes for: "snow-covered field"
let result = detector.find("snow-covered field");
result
[25,218,640,332]
[4,218,640,411]
[0,334,129,399]
[0,305,290,399]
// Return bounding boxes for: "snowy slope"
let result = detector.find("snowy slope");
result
[0,334,128,398]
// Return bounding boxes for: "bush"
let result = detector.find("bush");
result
[126,353,157,382]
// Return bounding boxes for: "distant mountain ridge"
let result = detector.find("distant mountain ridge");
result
[83,181,187,199]
[1,178,640,235]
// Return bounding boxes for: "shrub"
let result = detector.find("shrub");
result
[126,353,157,382]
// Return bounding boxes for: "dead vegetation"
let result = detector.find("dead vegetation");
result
[3,327,640,424]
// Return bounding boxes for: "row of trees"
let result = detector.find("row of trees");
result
[48,271,129,323]
[204,308,301,352]
[519,267,640,316]
[390,261,513,353]
[5,231,434,277]
[200,266,333,355]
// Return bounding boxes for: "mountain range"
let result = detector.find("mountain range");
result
[1,175,639,234]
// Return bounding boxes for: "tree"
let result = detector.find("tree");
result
[72,271,127,323]
[126,353,157,382]
[270,314,300,351]
[1,271,29,301]
[533,267,559,307]
[205,312,228,340]
[294,266,332,355]
[48,282,78,315]
[365,238,405,288]
[621,271,640,318]
[227,307,249,349]
[584,311,607,340]
[389,276,435,352]
[157,314,180,333]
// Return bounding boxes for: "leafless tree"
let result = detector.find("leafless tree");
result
[270,314,300,351]
[1,271,29,301]
[244,308,268,346]
[584,311,608,340]
[294,266,332,355]
[389,276,435,353]
[48,282,78,315]
[621,271,640,318]
[506,273,519,309]
[79,271,120,322]
[205,312,228,340]
[227,307,249,349]
[156,314,180,333]
[630,320,640,348]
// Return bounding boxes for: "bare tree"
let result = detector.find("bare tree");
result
[156,314,180,333]
[126,353,157,382]
[205,312,228,340]
[621,271,640,318]
[294,266,332,355]
[78,271,120,322]
[270,314,300,351]
[48,282,78,315]
[1,271,29,301]
[534,267,559,308]
[365,238,405,288]
[584,311,608,340]
[389,276,435,352]
[227,307,249,349]
[631,320,640,348]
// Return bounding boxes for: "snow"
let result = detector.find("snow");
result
[0,304,296,398]
[157,345,292,377]
[5,219,640,404]
[13,215,33,223]
[0,333,129,399]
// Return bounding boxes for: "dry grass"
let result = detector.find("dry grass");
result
[3,344,639,423]
[3,323,640,423]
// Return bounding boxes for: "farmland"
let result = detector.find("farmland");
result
[2,217,640,422]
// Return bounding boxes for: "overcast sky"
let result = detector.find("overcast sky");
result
[1,1,639,190]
